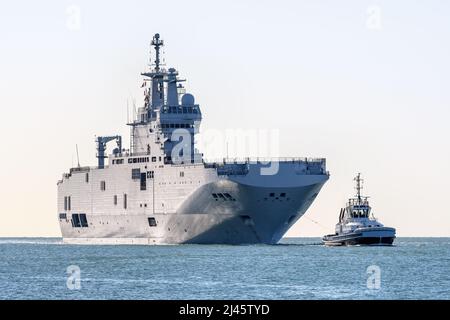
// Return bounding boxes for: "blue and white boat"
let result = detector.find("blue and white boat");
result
[323,173,396,246]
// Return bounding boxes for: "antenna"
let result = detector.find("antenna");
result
[127,99,129,123]
[354,173,363,200]
[226,142,229,159]
[151,33,164,72]
[76,144,80,168]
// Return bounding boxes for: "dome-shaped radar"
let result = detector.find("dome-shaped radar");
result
[181,93,195,106]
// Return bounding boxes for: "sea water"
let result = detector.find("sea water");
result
[0,237,449,299]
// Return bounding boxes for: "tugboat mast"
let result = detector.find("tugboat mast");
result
[354,173,363,203]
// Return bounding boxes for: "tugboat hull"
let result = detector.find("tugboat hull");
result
[323,227,396,246]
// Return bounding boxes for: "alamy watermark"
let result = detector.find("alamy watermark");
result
[66,5,81,31]
[366,5,382,31]
[66,265,81,290]
[366,265,381,289]
[170,127,281,175]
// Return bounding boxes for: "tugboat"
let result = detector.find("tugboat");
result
[323,173,396,246]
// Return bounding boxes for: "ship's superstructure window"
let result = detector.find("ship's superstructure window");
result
[85,173,89,183]
[148,217,157,227]
[160,123,194,129]
[162,106,199,115]
[128,157,149,164]
[71,213,88,228]
[140,173,147,191]
[147,171,154,179]
[123,194,127,209]
[132,168,141,180]
[100,181,106,191]
[113,159,124,165]
[72,214,80,227]
[180,171,184,178]
[59,213,67,220]
[152,157,157,162]
[64,196,71,210]
[79,214,88,227]
[114,195,117,205]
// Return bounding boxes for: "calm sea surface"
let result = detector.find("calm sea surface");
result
[0,237,449,300]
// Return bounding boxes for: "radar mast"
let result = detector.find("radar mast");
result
[355,173,363,200]
[151,33,164,73]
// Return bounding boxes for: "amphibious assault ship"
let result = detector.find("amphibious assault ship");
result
[57,33,329,244]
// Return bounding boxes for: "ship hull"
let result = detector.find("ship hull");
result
[323,228,396,246]
[58,161,328,245]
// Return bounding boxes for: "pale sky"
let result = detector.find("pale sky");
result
[0,0,449,237]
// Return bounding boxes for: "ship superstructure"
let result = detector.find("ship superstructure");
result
[57,34,329,245]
